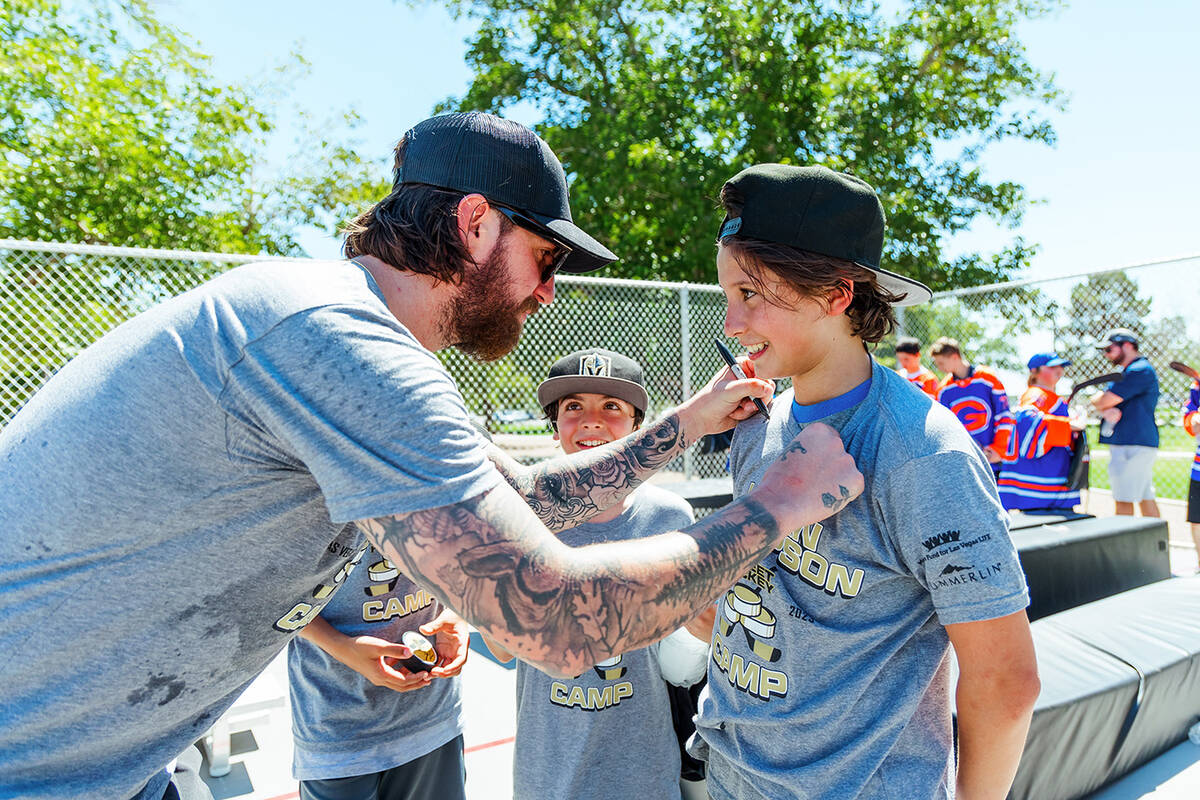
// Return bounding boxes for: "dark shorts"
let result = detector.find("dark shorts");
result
[299,735,466,800]
[1189,478,1200,524]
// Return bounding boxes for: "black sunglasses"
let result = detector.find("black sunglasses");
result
[494,205,573,284]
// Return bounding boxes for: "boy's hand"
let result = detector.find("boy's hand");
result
[341,635,434,693]
[422,608,470,678]
[753,423,863,532]
[676,360,774,437]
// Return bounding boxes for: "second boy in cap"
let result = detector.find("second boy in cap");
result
[485,348,709,800]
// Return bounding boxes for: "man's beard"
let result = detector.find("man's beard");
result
[445,237,541,362]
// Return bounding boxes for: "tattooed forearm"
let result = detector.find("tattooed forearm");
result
[355,421,861,677]
[489,414,689,532]
[355,481,783,677]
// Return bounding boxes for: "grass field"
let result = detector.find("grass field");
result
[1086,424,1196,501]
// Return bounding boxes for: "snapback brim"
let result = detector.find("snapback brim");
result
[537,375,649,414]
[860,264,933,307]
[528,213,618,273]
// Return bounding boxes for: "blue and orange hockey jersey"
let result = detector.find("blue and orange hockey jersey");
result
[936,365,1009,454]
[993,385,1080,511]
[1183,380,1200,482]
[898,366,939,397]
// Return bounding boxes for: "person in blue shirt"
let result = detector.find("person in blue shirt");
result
[1091,328,1160,518]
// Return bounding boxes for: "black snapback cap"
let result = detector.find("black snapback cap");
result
[717,164,932,307]
[397,112,616,273]
[537,349,649,415]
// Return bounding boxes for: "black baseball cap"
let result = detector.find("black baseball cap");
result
[537,349,649,415]
[717,164,932,307]
[397,112,616,273]
[894,337,922,355]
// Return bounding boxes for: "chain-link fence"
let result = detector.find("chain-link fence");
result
[4,239,1198,491]
[0,239,733,480]
[886,255,1200,502]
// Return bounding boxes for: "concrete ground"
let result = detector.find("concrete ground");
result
[1081,487,1200,573]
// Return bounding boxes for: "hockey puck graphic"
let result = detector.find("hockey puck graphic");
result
[394,630,438,673]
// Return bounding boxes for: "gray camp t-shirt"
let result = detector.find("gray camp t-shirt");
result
[512,486,695,800]
[289,547,463,780]
[0,260,500,800]
[693,360,1029,800]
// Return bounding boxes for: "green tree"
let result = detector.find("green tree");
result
[0,0,378,252]
[0,0,382,422]
[433,0,1062,287]
[1059,271,1153,366]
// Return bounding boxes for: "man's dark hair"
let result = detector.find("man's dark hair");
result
[894,337,922,355]
[718,184,901,344]
[342,137,510,284]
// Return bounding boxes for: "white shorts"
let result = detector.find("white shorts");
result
[1108,445,1158,502]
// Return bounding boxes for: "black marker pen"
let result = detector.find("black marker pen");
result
[714,338,770,419]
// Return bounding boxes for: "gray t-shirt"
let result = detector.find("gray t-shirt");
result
[288,548,462,781]
[0,260,500,800]
[512,486,695,800]
[693,360,1029,800]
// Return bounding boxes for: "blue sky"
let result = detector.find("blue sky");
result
[155,0,1200,281]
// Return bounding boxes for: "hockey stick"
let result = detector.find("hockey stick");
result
[1065,372,1123,404]
[1064,371,1120,492]
[1169,360,1200,381]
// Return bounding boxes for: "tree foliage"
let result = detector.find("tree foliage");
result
[0,0,376,253]
[435,0,1063,287]
[0,0,385,422]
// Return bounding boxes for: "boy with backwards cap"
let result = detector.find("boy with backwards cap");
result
[485,348,710,800]
[691,163,1039,800]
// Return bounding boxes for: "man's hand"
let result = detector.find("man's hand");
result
[676,360,775,439]
[753,422,864,532]
[983,447,1002,464]
[421,608,470,678]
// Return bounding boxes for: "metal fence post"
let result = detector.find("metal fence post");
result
[680,286,693,479]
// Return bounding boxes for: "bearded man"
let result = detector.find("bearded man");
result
[0,112,861,800]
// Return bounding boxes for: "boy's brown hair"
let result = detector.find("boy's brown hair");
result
[929,337,962,358]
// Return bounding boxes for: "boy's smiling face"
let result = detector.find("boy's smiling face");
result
[553,392,639,455]
[717,245,850,383]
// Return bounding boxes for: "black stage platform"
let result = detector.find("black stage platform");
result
[1010,576,1200,800]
